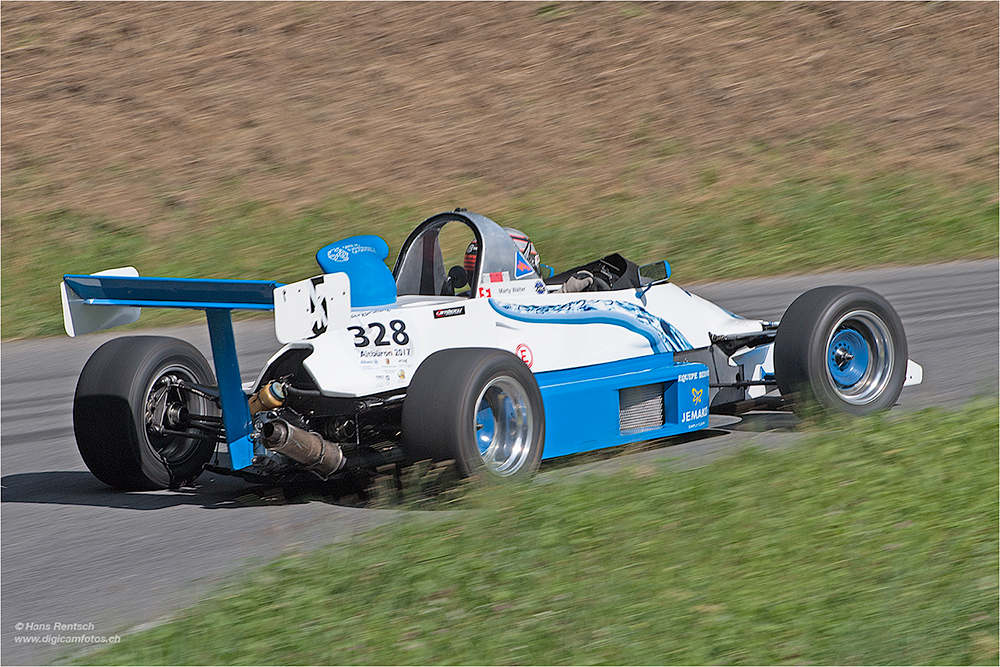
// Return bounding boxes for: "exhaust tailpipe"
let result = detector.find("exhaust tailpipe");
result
[259,419,346,477]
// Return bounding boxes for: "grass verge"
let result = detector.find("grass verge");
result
[84,403,999,665]
[3,173,997,339]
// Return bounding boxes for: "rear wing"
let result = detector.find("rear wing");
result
[61,267,280,337]
[61,268,352,470]
[61,268,283,470]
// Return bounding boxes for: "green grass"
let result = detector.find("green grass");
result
[2,173,996,339]
[84,404,999,665]
[514,175,997,280]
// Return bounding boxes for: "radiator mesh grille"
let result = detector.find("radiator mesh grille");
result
[619,383,665,434]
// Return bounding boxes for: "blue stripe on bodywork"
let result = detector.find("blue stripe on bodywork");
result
[489,298,691,353]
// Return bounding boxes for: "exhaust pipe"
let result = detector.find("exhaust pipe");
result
[259,419,346,477]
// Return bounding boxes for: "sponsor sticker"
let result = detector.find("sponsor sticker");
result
[681,407,709,423]
[677,368,710,428]
[350,318,414,380]
[327,247,350,263]
[327,241,380,263]
[515,343,534,368]
[433,306,466,319]
[350,307,392,319]
[514,251,534,279]
[678,370,711,383]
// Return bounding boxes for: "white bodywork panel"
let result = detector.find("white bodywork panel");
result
[639,284,766,347]
[254,274,769,398]
[273,273,352,344]
[904,360,924,387]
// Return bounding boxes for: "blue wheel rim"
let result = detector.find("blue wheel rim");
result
[822,310,896,406]
[827,327,870,388]
[476,404,495,455]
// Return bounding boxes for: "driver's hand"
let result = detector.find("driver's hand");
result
[558,270,595,293]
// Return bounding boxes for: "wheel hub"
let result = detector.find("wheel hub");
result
[827,327,869,388]
[143,369,210,463]
[832,347,854,367]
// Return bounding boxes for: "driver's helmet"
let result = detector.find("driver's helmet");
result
[464,227,540,274]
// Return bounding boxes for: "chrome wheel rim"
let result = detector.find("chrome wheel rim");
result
[473,376,534,476]
[824,310,895,405]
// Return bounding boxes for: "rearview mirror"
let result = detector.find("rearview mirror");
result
[638,260,671,283]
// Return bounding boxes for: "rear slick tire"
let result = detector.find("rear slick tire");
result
[774,286,907,418]
[402,348,545,481]
[74,336,218,490]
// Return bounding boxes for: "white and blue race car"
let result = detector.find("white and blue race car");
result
[61,210,922,489]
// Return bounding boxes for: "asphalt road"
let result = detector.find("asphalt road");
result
[2,259,997,665]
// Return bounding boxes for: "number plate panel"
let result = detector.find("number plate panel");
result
[273,273,351,344]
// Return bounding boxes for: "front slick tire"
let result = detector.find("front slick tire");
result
[402,349,545,481]
[74,336,218,490]
[775,286,907,418]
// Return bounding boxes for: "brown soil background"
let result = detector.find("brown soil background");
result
[2,1,997,229]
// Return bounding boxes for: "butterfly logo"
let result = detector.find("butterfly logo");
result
[692,388,703,404]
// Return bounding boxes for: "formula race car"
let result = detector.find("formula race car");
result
[61,210,923,490]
